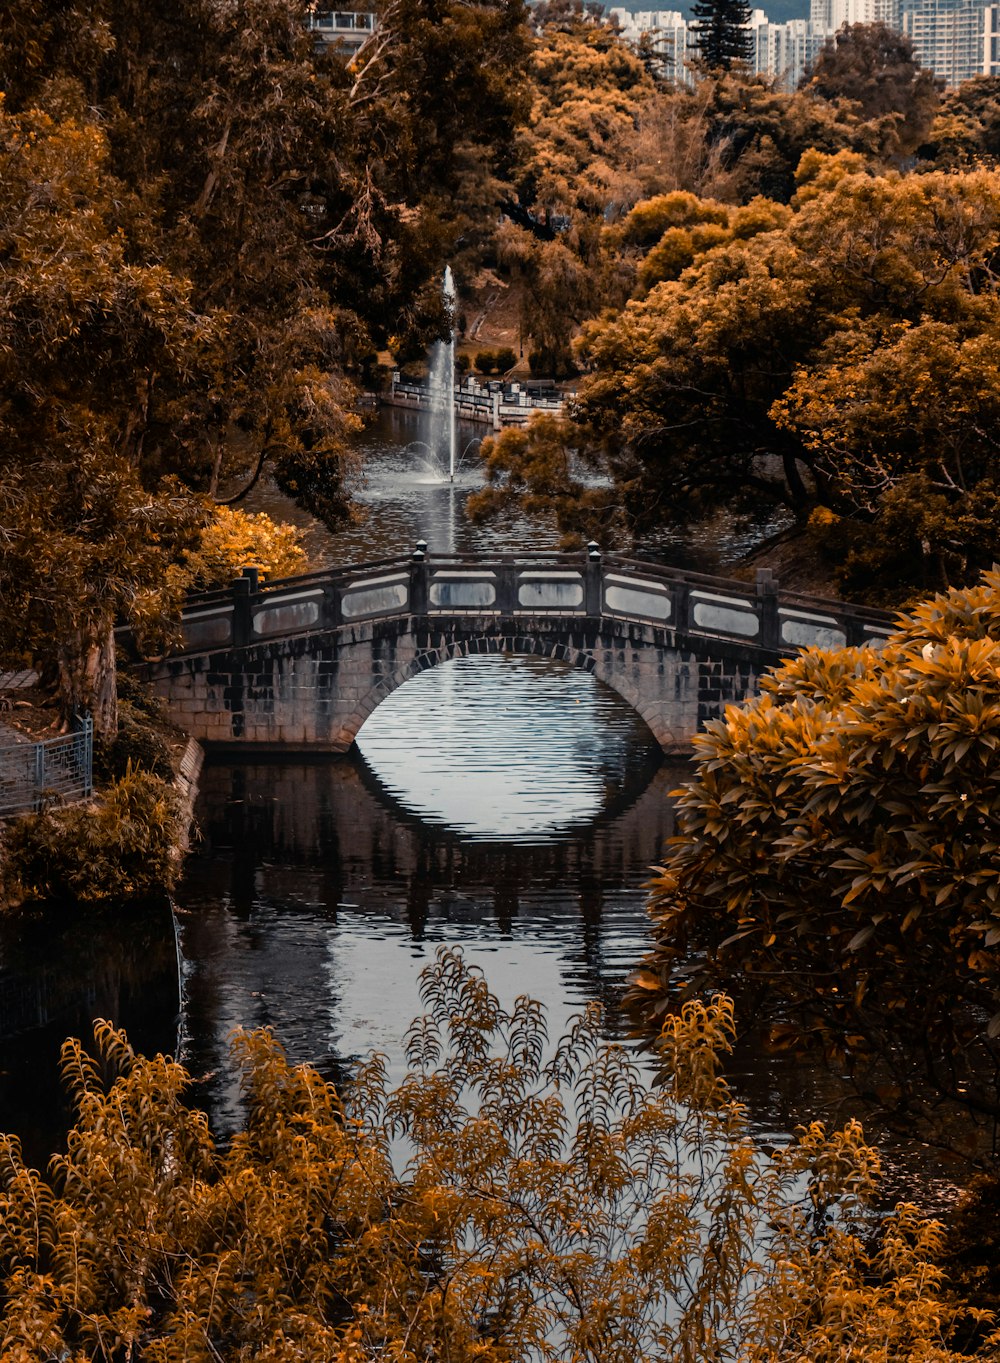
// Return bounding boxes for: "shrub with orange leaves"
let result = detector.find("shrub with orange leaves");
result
[0,948,991,1362]
[630,569,1000,1153]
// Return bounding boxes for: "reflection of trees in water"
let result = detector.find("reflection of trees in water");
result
[178,758,970,1195]
[0,901,178,1167]
[724,1019,974,1212]
[191,756,682,1001]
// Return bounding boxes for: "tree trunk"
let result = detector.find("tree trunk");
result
[207,431,224,500]
[56,620,118,737]
[781,449,810,510]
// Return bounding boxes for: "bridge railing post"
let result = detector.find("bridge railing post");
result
[497,563,519,615]
[756,568,780,652]
[673,580,691,636]
[844,609,872,648]
[585,542,602,616]
[410,540,428,615]
[231,576,252,649]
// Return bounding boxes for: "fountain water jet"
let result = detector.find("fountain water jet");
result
[428,267,457,481]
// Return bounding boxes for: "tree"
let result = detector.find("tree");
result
[0,948,988,1362]
[620,69,907,210]
[803,22,940,155]
[690,0,753,72]
[469,413,620,542]
[1,0,533,512]
[174,507,309,592]
[920,76,1000,168]
[627,570,1000,1152]
[771,319,1000,600]
[0,0,535,724]
[477,158,1000,596]
[495,12,659,371]
[517,14,655,222]
[496,226,602,376]
[0,104,202,732]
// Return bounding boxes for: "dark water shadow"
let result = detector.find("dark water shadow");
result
[0,899,179,1169]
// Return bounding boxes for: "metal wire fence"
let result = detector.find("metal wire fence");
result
[0,715,93,819]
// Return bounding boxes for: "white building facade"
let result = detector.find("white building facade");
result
[984,2,1000,73]
[307,10,376,53]
[609,9,697,83]
[902,0,989,83]
[750,10,830,86]
[611,0,1000,89]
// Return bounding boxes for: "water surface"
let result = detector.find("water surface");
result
[0,408,965,1206]
[175,655,677,1132]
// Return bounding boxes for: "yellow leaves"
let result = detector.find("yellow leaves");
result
[655,993,737,1110]
[793,148,873,203]
[5,947,976,1363]
[624,968,662,992]
[521,21,654,219]
[808,504,840,528]
[634,568,1000,1144]
[178,506,308,592]
[618,189,730,248]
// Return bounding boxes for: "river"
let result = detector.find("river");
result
[0,409,966,1204]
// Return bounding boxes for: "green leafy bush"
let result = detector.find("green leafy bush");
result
[494,345,517,371]
[94,700,175,783]
[3,766,184,904]
[474,348,497,373]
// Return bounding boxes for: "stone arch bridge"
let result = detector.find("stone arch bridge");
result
[143,547,894,755]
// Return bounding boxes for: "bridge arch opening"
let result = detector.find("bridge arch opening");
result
[353,651,661,841]
[340,631,680,757]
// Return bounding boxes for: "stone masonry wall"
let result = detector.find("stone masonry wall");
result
[146,615,766,755]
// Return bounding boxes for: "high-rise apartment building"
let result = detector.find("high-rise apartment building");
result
[611,5,830,87]
[902,0,988,82]
[810,0,901,29]
[750,10,830,85]
[611,0,1000,90]
[609,8,696,82]
[984,1,1000,72]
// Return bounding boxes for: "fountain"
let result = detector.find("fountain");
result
[427,267,458,481]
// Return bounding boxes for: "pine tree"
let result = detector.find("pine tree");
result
[690,0,752,69]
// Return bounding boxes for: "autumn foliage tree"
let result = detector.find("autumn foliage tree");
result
[0,104,202,731]
[802,22,940,155]
[922,75,1000,166]
[0,948,991,1362]
[0,0,532,726]
[628,570,1000,1151]
[481,156,1000,598]
[174,507,309,593]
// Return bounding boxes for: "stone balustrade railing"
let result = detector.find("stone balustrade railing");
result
[171,547,895,660]
[386,376,565,429]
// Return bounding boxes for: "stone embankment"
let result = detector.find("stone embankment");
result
[171,737,204,868]
[0,670,204,907]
